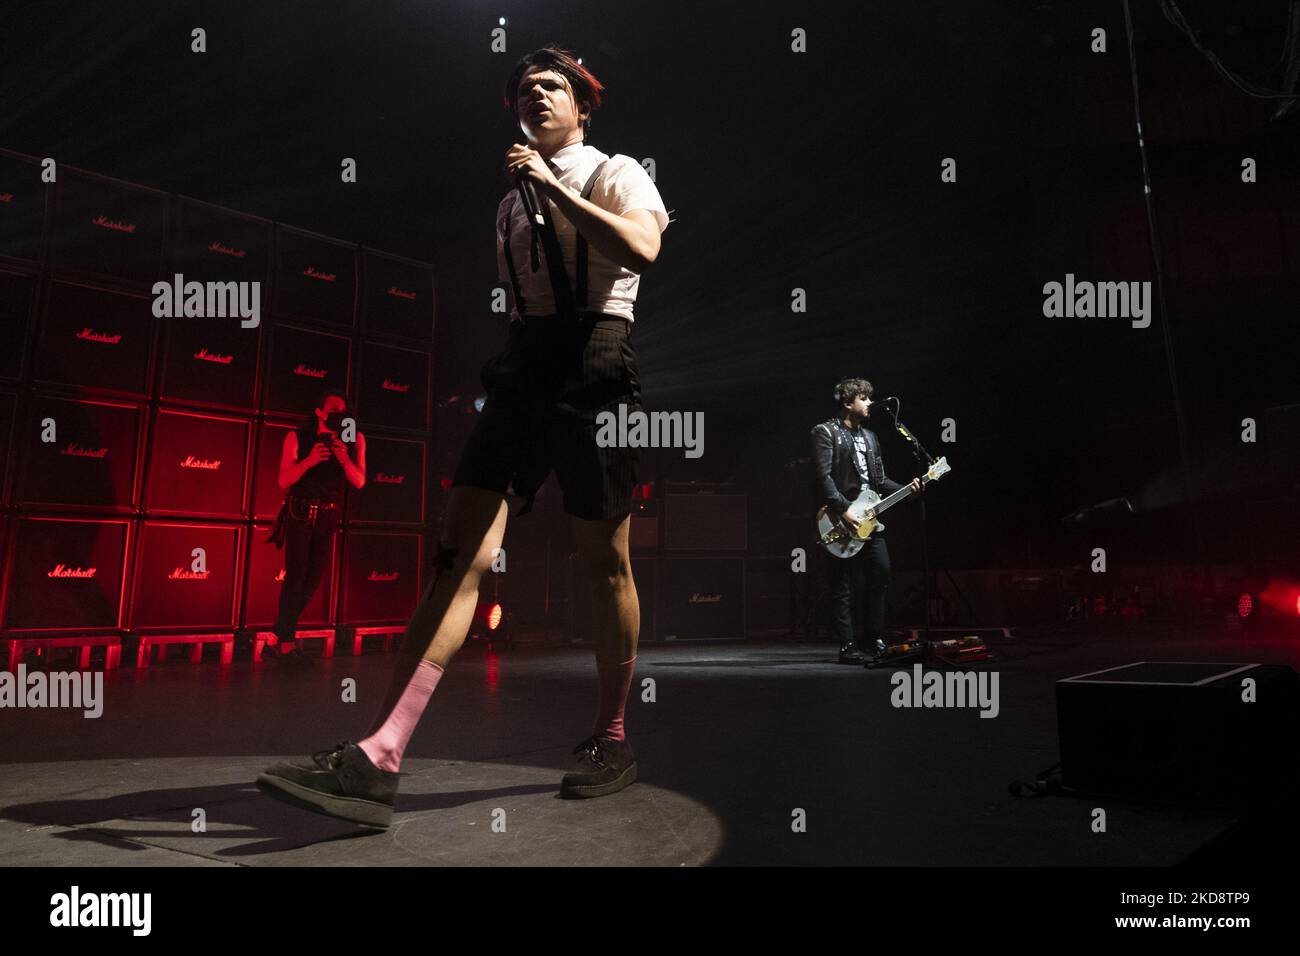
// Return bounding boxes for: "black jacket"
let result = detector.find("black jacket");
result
[810,417,903,516]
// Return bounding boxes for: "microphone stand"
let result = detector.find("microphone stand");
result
[879,401,937,644]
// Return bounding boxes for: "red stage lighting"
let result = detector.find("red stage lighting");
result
[1260,580,1300,617]
[468,600,505,639]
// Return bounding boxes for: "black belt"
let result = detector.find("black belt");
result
[287,497,340,524]
[511,312,630,332]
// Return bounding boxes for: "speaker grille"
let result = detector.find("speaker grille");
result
[664,493,746,551]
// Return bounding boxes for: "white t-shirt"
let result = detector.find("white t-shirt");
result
[851,430,871,481]
[496,141,669,322]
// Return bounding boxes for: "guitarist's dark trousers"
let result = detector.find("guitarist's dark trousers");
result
[829,534,891,653]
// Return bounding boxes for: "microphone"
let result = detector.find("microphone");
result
[515,170,545,226]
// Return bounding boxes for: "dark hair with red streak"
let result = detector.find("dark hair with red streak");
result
[503,44,605,135]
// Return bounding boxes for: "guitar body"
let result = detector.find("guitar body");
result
[814,456,952,558]
[815,488,884,559]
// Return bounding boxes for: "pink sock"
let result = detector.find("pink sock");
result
[594,656,636,741]
[358,660,444,772]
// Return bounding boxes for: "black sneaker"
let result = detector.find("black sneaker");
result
[560,736,637,799]
[256,741,398,827]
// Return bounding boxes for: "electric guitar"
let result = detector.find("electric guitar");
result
[815,457,952,558]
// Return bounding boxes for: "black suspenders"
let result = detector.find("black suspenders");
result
[501,158,609,319]
[572,160,607,310]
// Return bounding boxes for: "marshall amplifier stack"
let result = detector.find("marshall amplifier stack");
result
[660,481,747,641]
[567,480,749,644]
[0,148,437,652]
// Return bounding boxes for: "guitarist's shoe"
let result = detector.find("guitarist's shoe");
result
[838,644,869,665]
[861,639,888,668]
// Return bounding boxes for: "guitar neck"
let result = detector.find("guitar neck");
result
[873,477,927,515]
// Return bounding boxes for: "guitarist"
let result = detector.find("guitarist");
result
[810,378,921,664]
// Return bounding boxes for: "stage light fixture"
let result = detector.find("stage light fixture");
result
[1237,592,1254,619]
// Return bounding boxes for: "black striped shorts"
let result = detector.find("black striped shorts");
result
[452,313,642,520]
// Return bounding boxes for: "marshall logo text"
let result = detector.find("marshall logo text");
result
[76,327,122,345]
[61,443,108,458]
[92,214,137,234]
[49,564,98,578]
[179,455,222,470]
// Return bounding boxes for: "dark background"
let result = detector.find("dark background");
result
[3,0,1297,574]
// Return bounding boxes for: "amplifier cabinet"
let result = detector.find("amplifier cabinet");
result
[664,493,747,551]
[2,515,132,632]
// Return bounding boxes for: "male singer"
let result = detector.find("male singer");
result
[258,45,669,826]
[811,378,921,665]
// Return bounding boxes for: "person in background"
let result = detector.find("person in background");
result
[267,389,366,662]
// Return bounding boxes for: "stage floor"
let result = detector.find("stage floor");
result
[2,624,1294,867]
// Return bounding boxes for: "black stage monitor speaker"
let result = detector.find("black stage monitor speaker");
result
[129,521,242,629]
[658,555,746,641]
[1001,572,1063,627]
[142,409,251,518]
[2,516,131,632]
[664,493,747,551]
[37,280,155,396]
[17,395,143,512]
[1057,661,1300,807]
